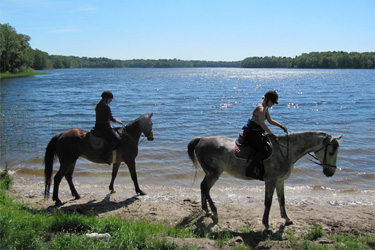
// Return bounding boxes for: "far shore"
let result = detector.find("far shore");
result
[0,71,49,79]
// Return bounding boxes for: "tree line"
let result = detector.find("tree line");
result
[241,52,375,69]
[1,23,374,73]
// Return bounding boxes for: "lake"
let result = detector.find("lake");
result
[1,68,374,205]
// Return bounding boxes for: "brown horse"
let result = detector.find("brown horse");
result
[188,131,341,231]
[44,113,154,205]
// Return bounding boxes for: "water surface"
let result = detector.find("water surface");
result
[1,68,374,204]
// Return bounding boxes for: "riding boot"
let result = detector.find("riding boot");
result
[101,140,119,165]
[245,152,264,180]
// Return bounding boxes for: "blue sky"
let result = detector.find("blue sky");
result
[1,0,374,61]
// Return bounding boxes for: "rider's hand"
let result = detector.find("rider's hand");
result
[280,125,288,133]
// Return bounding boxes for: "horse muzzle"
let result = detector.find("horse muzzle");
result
[323,165,336,177]
[147,132,154,141]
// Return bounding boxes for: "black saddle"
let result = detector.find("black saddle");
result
[234,132,272,161]
[88,129,105,149]
[88,128,121,150]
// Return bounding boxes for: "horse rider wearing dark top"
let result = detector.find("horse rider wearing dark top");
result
[242,90,287,178]
[95,91,123,165]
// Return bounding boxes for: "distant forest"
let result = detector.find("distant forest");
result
[1,23,374,73]
[241,52,375,69]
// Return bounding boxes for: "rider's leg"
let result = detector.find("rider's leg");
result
[102,128,121,165]
[245,151,265,179]
[246,138,267,180]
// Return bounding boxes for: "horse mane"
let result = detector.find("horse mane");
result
[276,131,331,146]
[118,114,148,137]
[126,114,148,128]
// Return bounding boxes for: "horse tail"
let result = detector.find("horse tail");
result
[44,134,59,199]
[188,137,201,168]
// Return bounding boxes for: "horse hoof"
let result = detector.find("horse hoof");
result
[263,224,272,233]
[75,195,81,200]
[264,228,273,234]
[110,190,116,194]
[285,220,293,226]
[138,191,146,196]
[212,216,219,224]
[55,200,62,206]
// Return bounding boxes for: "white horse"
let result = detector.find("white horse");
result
[188,131,342,231]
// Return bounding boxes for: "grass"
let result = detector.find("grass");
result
[0,71,48,79]
[0,167,193,250]
[1,166,374,250]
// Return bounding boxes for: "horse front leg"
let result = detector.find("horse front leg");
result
[263,180,276,231]
[276,181,293,226]
[126,160,146,195]
[109,162,121,193]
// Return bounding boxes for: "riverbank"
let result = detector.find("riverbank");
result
[7,173,375,249]
[0,71,48,79]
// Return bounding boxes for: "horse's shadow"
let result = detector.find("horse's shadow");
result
[48,193,139,216]
[178,211,287,249]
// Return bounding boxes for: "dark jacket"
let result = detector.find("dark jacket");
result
[95,101,116,127]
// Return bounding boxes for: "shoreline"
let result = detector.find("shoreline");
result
[0,71,49,79]
[11,172,375,206]
[8,173,375,249]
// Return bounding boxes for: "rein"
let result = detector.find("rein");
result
[272,132,289,163]
[274,133,337,169]
[120,124,146,145]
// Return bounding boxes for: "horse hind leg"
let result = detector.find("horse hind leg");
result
[52,168,66,205]
[200,174,219,223]
[65,161,80,200]
[52,161,76,205]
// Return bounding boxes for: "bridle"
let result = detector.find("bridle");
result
[275,133,337,169]
[308,142,337,169]
[120,121,153,145]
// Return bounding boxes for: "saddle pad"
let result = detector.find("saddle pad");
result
[234,140,272,161]
[88,133,105,150]
[234,142,254,160]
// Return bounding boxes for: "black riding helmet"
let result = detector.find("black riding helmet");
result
[264,90,278,104]
[101,91,114,99]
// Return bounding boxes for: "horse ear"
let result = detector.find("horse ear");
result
[149,113,153,118]
[330,135,343,144]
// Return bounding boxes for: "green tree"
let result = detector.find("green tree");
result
[0,23,33,73]
[32,49,53,70]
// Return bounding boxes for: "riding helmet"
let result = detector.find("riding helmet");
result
[265,90,278,104]
[101,91,114,99]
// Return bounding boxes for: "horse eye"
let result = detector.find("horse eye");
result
[328,146,336,156]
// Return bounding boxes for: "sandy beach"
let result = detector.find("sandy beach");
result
[7,173,375,249]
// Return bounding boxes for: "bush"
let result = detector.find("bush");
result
[0,165,13,190]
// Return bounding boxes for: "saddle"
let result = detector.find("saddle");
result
[234,132,273,161]
[88,128,121,150]
[88,130,105,150]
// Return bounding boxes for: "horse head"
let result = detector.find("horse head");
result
[314,134,342,177]
[140,113,154,141]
